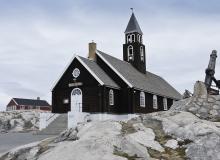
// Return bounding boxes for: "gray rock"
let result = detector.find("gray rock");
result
[193,81,207,98]
[213,105,220,110]
[186,133,220,160]
[164,139,179,149]
[208,97,216,103]
[198,107,208,114]
[197,98,205,103]
[215,95,220,101]
[209,110,219,117]
[215,101,220,106]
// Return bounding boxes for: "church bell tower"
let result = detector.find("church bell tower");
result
[123,11,146,74]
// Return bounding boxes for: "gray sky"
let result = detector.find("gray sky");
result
[0,0,220,110]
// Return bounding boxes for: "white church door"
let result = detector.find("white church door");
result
[71,88,82,112]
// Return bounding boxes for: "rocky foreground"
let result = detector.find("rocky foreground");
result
[0,111,40,133]
[1,110,220,160]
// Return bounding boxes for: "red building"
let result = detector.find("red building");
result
[6,97,51,111]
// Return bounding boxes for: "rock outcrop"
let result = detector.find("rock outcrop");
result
[170,81,220,121]
[0,111,41,133]
[1,111,220,160]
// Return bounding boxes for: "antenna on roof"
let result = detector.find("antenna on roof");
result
[130,8,134,13]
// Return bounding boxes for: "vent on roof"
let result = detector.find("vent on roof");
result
[37,97,40,100]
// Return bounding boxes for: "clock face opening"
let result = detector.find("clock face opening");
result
[72,68,80,78]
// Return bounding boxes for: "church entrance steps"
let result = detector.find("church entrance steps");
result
[37,114,67,135]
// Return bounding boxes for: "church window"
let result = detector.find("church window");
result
[163,98,168,110]
[153,95,158,109]
[109,89,114,106]
[127,45,134,61]
[131,34,135,42]
[137,35,141,43]
[127,35,131,43]
[72,68,80,78]
[140,46,144,61]
[140,92,145,107]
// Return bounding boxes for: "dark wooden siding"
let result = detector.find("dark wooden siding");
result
[134,90,155,113]
[157,95,164,111]
[103,87,120,113]
[96,56,131,113]
[52,58,101,113]
[167,98,174,109]
[133,91,176,113]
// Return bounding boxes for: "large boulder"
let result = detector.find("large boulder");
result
[193,81,207,99]
[170,81,220,121]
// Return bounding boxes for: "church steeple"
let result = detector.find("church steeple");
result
[123,11,146,74]
[125,12,143,35]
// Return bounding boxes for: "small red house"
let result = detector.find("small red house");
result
[6,97,51,111]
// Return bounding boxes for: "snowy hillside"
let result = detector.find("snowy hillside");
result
[0,110,42,133]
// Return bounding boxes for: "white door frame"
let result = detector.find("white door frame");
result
[71,88,82,112]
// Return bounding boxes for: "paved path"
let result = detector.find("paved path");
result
[0,132,52,155]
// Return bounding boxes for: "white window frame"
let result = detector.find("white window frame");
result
[12,105,16,110]
[131,34,135,42]
[127,45,134,61]
[153,95,158,109]
[137,34,141,42]
[163,98,168,110]
[109,89,114,106]
[127,35,131,43]
[140,46,144,61]
[140,91,145,107]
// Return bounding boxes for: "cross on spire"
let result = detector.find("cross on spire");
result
[130,8,134,13]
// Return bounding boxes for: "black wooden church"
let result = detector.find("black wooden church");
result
[51,12,181,113]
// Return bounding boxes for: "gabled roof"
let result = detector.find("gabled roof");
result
[96,50,182,100]
[12,98,50,106]
[125,13,143,35]
[78,56,120,89]
[51,55,120,91]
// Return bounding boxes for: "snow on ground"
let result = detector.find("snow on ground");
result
[0,110,45,133]
[1,111,220,160]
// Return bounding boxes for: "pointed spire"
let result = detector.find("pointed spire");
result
[125,11,143,35]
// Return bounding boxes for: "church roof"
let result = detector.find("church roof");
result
[96,50,182,100]
[78,56,120,89]
[12,98,50,106]
[125,13,143,35]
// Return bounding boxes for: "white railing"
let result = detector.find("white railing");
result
[39,113,60,130]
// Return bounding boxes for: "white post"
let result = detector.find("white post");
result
[39,113,47,130]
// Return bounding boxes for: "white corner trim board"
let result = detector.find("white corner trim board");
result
[51,54,104,91]
[12,98,19,105]
[76,56,104,86]
[96,51,133,88]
